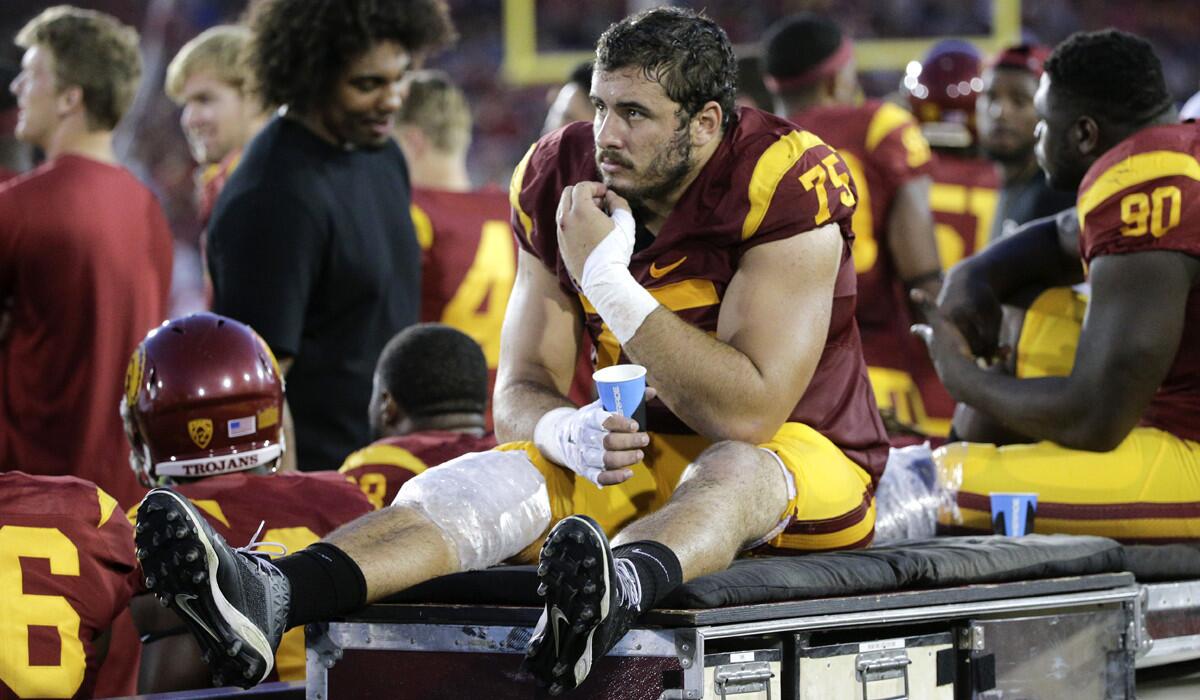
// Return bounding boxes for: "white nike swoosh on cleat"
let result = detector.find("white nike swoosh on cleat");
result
[550,606,569,656]
[175,593,222,643]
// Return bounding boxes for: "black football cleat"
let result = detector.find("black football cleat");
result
[524,515,641,695]
[135,488,290,689]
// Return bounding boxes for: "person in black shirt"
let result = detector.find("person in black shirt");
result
[205,0,456,470]
[977,44,1076,242]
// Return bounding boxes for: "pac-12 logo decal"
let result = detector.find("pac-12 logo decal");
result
[188,419,214,449]
[124,345,145,406]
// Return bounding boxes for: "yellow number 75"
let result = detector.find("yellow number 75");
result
[799,154,857,226]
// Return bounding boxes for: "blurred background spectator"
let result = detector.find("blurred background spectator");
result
[2,0,1198,320]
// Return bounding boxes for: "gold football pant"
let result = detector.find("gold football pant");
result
[500,422,875,553]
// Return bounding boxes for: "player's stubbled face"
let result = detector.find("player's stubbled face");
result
[591,67,694,205]
[320,40,411,150]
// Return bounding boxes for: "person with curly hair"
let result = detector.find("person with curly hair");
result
[204,0,456,472]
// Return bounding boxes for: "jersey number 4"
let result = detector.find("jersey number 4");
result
[0,526,86,698]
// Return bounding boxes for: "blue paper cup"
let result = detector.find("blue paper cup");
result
[990,492,1038,536]
[593,364,647,423]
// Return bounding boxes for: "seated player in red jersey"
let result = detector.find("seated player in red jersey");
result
[763,14,945,439]
[0,5,173,512]
[339,323,498,509]
[918,30,1200,543]
[133,8,888,694]
[124,313,372,690]
[0,472,136,700]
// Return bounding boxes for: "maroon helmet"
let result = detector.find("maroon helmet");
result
[123,312,285,487]
[904,39,984,148]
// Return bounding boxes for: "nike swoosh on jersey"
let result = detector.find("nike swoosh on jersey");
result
[648,257,687,278]
[176,593,222,643]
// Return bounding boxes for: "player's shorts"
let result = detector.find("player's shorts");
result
[936,427,1200,543]
[868,366,952,438]
[499,422,875,553]
[1013,286,1087,379]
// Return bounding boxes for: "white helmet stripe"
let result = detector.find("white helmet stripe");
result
[155,444,282,478]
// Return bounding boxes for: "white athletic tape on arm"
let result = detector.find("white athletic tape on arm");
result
[392,450,551,571]
[580,208,658,345]
[533,401,612,487]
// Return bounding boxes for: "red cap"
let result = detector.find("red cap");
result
[990,44,1051,78]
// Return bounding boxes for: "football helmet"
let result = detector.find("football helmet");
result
[904,40,984,148]
[123,312,285,487]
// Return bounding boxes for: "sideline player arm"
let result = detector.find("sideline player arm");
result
[624,224,844,444]
[131,594,212,691]
[938,209,1083,357]
[493,248,588,442]
[920,249,1199,450]
[888,175,944,302]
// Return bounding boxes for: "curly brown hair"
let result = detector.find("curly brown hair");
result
[246,0,456,114]
[16,5,141,130]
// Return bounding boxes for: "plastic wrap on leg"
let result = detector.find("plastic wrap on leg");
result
[392,450,552,571]
[873,443,960,543]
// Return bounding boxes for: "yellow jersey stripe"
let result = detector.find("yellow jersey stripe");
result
[192,499,232,528]
[1076,150,1200,226]
[96,488,118,528]
[957,506,1199,540]
[742,130,827,240]
[509,142,539,247]
[865,102,914,152]
[339,444,429,476]
[410,203,434,251]
[578,278,719,315]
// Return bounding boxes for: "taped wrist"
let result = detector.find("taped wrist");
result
[580,209,658,345]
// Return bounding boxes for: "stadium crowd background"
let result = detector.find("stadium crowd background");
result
[3,0,1199,316]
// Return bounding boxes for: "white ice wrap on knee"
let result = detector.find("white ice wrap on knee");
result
[392,450,551,571]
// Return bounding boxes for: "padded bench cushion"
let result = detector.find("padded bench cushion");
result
[389,534,1125,609]
[1124,543,1200,582]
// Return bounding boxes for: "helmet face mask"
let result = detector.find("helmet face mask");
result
[123,313,286,486]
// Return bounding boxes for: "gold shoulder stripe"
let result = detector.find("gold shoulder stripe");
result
[578,278,719,315]
[96,488,118,529]
[865,102,917,153]
[742,130,827,241]
[192,499,232,528]
[509,142,539,247]
[410,203,433,251]
[339,444,429,477]
[1077,150,1200,227]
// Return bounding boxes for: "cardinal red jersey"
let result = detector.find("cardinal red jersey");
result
[410,186,514,427]
[928,150,1000,264]
[196,149,242,230]
[510,109,889,481]
[339,431,499,509]
[0,156,173,509]
[917,150,1001,420]
[0,473,136,700]
[1075,122,1200,441]
[790,100,934,375]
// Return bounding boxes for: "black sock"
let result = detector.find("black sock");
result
[275,542,367,629]
[613,540,683,612]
